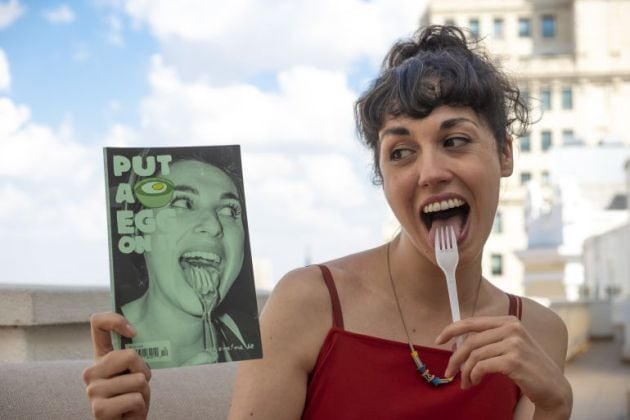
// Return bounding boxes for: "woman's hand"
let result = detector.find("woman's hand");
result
[82,312,152,420]
[436,316,572,419]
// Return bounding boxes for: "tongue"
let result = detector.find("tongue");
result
[182,264,220,297]
[429,215,464,245]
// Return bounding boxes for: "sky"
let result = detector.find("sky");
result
[0,0,428,287]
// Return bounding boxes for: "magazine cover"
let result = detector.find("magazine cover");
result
[103,145,262,368]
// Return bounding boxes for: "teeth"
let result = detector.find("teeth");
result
[181,251,221,264]
[423,198,466,214]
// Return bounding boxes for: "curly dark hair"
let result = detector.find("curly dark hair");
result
[355,25,530,184]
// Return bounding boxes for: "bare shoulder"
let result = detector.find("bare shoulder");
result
[258,265,334,368]
[259,251,381,363]
[229,266,335,419]
[265,265,332,324]
[319,246,385,292]
[521,296,568,368]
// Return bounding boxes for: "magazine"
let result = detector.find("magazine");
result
[103,145,262,368]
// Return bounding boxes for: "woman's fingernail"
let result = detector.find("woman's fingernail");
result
[126,324,136,335]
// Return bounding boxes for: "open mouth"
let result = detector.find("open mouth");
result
[420,198,470,242]
[179,251,222,296]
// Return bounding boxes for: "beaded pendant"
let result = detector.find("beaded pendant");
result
[386,241,457,387]
[410,349,454,386]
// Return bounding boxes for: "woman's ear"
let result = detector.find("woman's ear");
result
[500,136,514,177]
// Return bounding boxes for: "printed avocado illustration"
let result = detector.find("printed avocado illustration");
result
[134,177,175,208]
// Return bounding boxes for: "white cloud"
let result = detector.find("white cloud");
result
[103,123,138,147]
[72,43,92,62]
[0,97,108,285]
[0,48,10,91]
[42,4,75,24]
[106,13,124,46]
[121,0,426,81]
[240,150,383,278]
[0,0,24,29]
[243,152,367,218]
[0,183,31,218]
[298,154,367,206]
[0,97,28,137]
[138,56,357,148]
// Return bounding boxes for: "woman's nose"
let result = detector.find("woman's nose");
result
[417,152,452,188]
[193,210,224,237]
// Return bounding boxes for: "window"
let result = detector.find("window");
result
[469,18,480,38]
[491,254,503,276]
[542,170,550,185]
[520,172,532,185]
[493,18,504,38]
[562,129,574,145]
[562,87,573,110]
[541,130,553,151]
[492,211,503,233]
[518,17,531,37]
[542,15,556,38]
[520,133,531,152]
[540,88,552,111]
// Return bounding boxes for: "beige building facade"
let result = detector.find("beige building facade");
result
[423,0,630,299]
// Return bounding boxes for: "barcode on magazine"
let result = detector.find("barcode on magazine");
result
[125,340,172,363]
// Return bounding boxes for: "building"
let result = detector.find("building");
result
[517,145,629,300]
[583,159,630,301]
[422,0,630,299]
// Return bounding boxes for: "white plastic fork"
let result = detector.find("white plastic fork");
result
[435,225,464,349]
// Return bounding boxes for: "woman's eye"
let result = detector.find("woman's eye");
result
[170,196,193,210]
[390,148,413,161]
[443,137,469,148]
[218,202,242,219]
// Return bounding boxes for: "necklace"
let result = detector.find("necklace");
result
[385,241,482,386]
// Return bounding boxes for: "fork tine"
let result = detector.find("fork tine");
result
[449,225,457,250]
[433,226,440,250]
[445,226,451,249]
[439,226,445,250]
[446,226,451,249]
[435,226,440,250]
[444,226,449,250]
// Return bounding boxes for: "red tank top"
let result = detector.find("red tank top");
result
[302,265,523,420]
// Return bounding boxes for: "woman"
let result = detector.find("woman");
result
[84,26,572,419]
[107,147,260,368]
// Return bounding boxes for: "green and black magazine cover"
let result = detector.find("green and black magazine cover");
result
[103,145,262,368]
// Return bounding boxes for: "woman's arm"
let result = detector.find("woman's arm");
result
[82,313,152,419]
[513,396,536,420]
[229,266,333,420]
[436,298,572,419]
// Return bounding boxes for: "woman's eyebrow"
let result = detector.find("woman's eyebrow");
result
[440,117,478,130]
[222,192,241,201]
[175,185,240,201]
[380,126,410,138]
[174,185,198,195]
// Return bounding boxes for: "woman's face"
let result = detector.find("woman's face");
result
[144,160,245,315]
[378,105,513,265]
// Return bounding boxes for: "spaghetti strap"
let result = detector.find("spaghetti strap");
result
[507,294,523,320]
[317,265,345,329]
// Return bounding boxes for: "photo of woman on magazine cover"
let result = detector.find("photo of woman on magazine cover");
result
[106,146,262,368]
